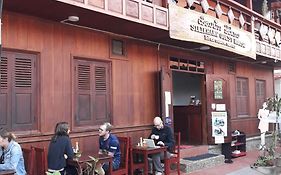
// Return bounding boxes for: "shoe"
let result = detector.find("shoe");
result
[225,159,233,164]
[155,172,163,175]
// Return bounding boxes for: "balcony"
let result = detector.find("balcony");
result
[175,0,281,65]
[56,0,168,30]
[3,0,281,66]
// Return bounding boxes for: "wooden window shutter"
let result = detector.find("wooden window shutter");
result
[236,78,249,116]
[94,63,109,124]
[74,59,110,126]
[0,56,8,127]
[75,60,93,126]
[12,53,36,130]
[1,51,37,130]
[256,80,265,111]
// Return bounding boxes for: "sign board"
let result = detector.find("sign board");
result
[212,111,227,137]
[169,4,256,59]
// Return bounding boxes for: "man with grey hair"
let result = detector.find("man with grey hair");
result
[96,122,121,175]
[148,117,175,175]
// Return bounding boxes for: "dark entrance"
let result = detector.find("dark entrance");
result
[172,71,204,145]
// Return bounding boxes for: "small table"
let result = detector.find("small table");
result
[132,146,167,175]
[0,170,15,175]
[67,152,113,175]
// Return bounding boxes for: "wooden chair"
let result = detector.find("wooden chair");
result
[129,143,145,175]
[164,132,181,175]
[111,136,130,175]
[22,147,35,175]
[32,146,48,175]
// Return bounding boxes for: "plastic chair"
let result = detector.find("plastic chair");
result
[22,147,35,175]
[111,137,130,175]
[164,132,181,175]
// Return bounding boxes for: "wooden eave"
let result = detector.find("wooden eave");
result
[3,0,281,68]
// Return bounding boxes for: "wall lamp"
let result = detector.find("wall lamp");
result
[60,16,80,23]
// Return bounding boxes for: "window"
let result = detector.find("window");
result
[228,62,236,74]
[236,77,249,116]
[74,59,111,127]
[256,80,266,111]
[112,39,125,56]
[0,51,38,131]
[169,57,205,73]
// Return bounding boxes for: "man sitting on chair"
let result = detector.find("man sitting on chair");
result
[96,122,121,175]
[148,117,175,175]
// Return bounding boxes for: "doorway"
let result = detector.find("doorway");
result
[172,71,205,145]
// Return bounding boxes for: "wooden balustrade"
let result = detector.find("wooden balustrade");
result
[184,0,281,60]
[56,0,168,30]
[57,0,281,59]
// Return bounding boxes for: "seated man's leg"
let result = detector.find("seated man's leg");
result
[148,157,153,174]
[152,153,163,174]
[102,160,120,172]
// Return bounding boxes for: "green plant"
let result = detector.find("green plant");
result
[253,95,281,168]
[83,155,99,175]
[266,94,281,116]
[253,142,275,167]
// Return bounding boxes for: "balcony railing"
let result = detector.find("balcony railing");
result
[56,0,281,60]
[56,0,168,30]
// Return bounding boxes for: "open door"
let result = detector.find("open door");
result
[160,66,174,127]
[206,74,231,144]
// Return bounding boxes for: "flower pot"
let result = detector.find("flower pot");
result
[255,166,276,174]
[275,158,281,167]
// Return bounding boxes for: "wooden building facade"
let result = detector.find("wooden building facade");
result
[1,0,281,151]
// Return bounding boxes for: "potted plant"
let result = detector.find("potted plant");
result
[83,155,99,175]
[252,94,281,173]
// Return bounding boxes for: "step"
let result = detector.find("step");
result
[180,153,225,174]
[180,145,209,158]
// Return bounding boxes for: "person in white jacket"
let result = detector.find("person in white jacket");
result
[258,102,270,149]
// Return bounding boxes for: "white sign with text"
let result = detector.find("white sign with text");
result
[169,4,256,59]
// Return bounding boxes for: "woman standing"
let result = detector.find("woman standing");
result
[47,122,74,175]
[0,128,26,175]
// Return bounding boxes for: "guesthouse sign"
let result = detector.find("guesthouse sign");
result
[169,4,256,59]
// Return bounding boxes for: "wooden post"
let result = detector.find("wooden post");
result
[246,0,253,10]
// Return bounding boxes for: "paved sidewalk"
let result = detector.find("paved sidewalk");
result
[186,149,262,175]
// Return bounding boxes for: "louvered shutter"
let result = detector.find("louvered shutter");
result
[94,62,109,124]
[12,53,36,130]
[0,55,9,127]
[236,78,249,115]
[74,59,110,126]
[75,60,93,125]
[0,51,37,130]
[256,80,265,111]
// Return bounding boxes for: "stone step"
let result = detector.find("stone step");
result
[180,145,209,158]
[180,153,225,174]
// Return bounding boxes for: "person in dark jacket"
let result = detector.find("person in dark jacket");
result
[47,122,74,175]
[148,117,175,175]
